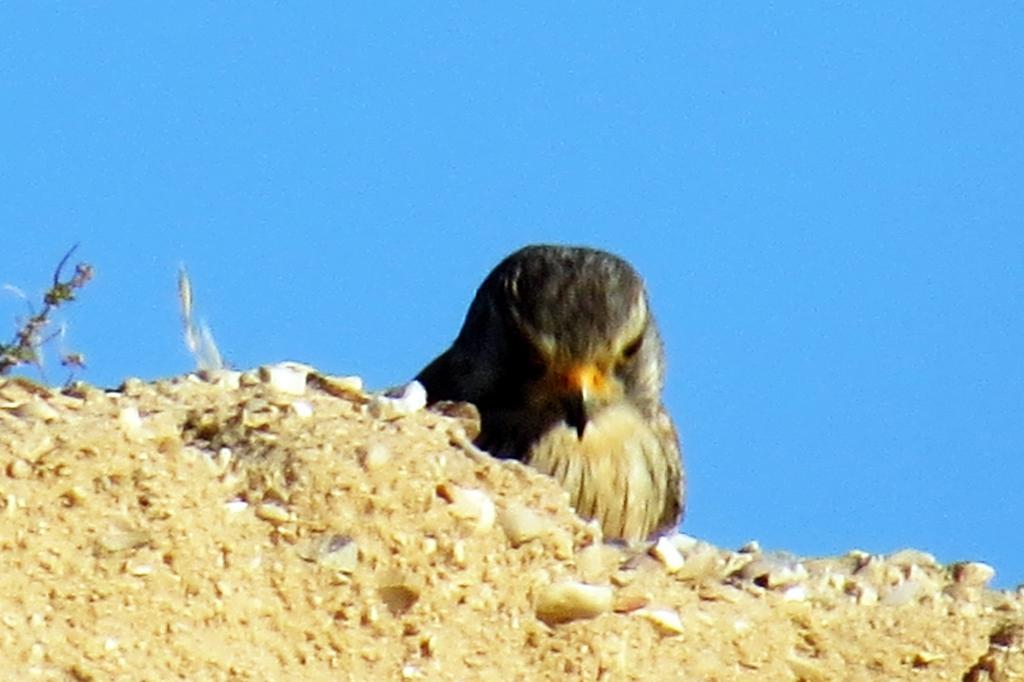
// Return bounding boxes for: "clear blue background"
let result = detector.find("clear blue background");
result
[4,5,1022,587]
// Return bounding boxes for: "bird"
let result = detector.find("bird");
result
[416,244,684,542]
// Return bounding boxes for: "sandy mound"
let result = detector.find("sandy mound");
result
[1,367,1021,680]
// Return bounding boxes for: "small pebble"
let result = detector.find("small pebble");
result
[844,579,879,606]
[360,444,391,470]
[739,553,808,589]
[438,484,495,533]
[451,539,467,567]
[97,525,150,553]
[200,369,242,390]
[672,544,726,582]
[61,485,88,506]
[781,584,808,602]
[498,505,552,547]
[239,370,261,387]
[119,377,146,396]
[952,561,996,588]
[260,362,313,395]
[315,535,359,574]
[289,399,314,418]
[881,577,926,606]
[118,406,144,435]
[650,536,685,574]
[912,651,945,667]
[209,447,233,474]
[535,582,614,624]
[224,500,249,514]
[316,374,365,396]
[369,381,427,419]
[576,543,623,582]
[429,400,481,440]
[888,548,938,568]
[255,502,292,524]
[723,551,755,576]
[636,607,685,635]
[613,594,649,613]
[7,459,32,479]
[126,561,154,577]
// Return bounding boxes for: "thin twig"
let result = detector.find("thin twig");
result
[0,245,93,378]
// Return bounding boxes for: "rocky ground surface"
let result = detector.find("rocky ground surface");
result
[1,366,1022,681]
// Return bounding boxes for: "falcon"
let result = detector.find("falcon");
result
[417,244,684,541]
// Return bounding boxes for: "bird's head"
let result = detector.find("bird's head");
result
[491,245,666,437]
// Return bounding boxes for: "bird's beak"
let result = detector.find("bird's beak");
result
[562,363,609,439]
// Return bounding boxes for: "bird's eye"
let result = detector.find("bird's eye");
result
[620,336,643,362]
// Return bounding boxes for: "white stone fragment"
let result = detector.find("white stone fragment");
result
[260,362,313,395]
[451,539,466,566]
[224,499,249,514]
[953,561,996,587]
[781,584,808,602]
[845,579,879,606]
[289,399,314,418]
[669,533,700,554]
[200,369,242,390]
[369,381,427,419]
[535,582,614,624]
[127,562,154,577]
[255,502,292,524]
[670,542,725,582]
[97,524,150,553]
[636,607,685,635]
[7,459,32,479]
[650,536,686,574]
[317,536,359,574]
[723,552,756,576]
[575,543,622,582]
[120,377,145,395]
[881,578,925,606]
[739,553,808,588]
[498,505,552,546]
[733,618,752,634]
[209,447,233,474]
[439,484,495,533]
[319,375,365,394]
[239,370,261,386]
[888,548,938,568]
[118,406,144,435]
[360,444,391,470]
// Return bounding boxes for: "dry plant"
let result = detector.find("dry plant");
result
[0,245,93,380]
[177,266,224,372]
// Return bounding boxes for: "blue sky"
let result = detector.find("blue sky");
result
[3,5,1022,587]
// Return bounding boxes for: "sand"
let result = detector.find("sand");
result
[1,367,1021,681]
